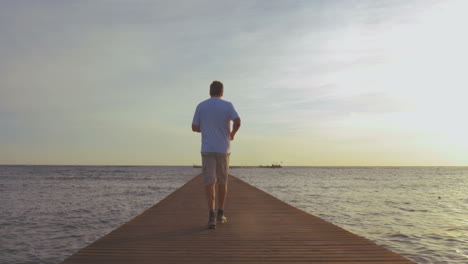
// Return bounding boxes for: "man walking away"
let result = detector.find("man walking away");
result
[192,81,241,229]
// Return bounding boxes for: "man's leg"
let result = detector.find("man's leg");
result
[205,184,216,210]
[217,184,227,210]
[216,183,228,224]
[202,153,217,210]
[206,184,216,229]
[216,153,230,224]
[202,152,217,229]
[216,153,230,210]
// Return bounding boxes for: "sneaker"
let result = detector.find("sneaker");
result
[217,212,228,224]
[208,213,216,229]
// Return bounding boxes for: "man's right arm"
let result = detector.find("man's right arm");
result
[192,124,201,133]
[230,117,241,140]
[192,105,201,133]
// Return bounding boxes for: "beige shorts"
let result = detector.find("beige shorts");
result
[201,152,230,185]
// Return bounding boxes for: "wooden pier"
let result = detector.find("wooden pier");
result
[60,175,415,263]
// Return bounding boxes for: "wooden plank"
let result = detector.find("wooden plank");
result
[60,175,416,264]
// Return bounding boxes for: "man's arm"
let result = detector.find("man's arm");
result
[192,124,201,133]
[192,104,201,133]
[230,117,241,140]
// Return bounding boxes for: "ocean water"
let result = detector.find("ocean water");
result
[0,166,196,264]
[232,167,468,264]
[0,166,467,264]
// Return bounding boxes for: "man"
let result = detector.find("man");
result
[192,80,241,229]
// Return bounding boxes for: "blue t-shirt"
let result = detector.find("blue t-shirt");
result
[192,97,239,154]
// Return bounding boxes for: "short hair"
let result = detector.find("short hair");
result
[210,81,224,96]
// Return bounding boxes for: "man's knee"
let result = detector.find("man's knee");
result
[205,184,215,193]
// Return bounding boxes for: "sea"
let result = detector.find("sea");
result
[0,166,466,264]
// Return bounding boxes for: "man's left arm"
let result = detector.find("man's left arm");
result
[230,117,241,140]
[228,102,240,140]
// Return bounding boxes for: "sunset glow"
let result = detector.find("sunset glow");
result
[1,0,467,166]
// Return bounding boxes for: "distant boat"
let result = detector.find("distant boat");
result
[193,165,202,168]
[259,163,282,168]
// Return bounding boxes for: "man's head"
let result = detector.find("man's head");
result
[210,81,224,97]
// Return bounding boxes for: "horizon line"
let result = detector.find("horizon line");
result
[1,164,467,167]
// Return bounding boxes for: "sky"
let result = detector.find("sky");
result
[1,0,467,166]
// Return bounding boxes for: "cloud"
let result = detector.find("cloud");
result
[1,0,466,165]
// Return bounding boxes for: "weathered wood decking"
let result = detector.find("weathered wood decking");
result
[61,175,415,264]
